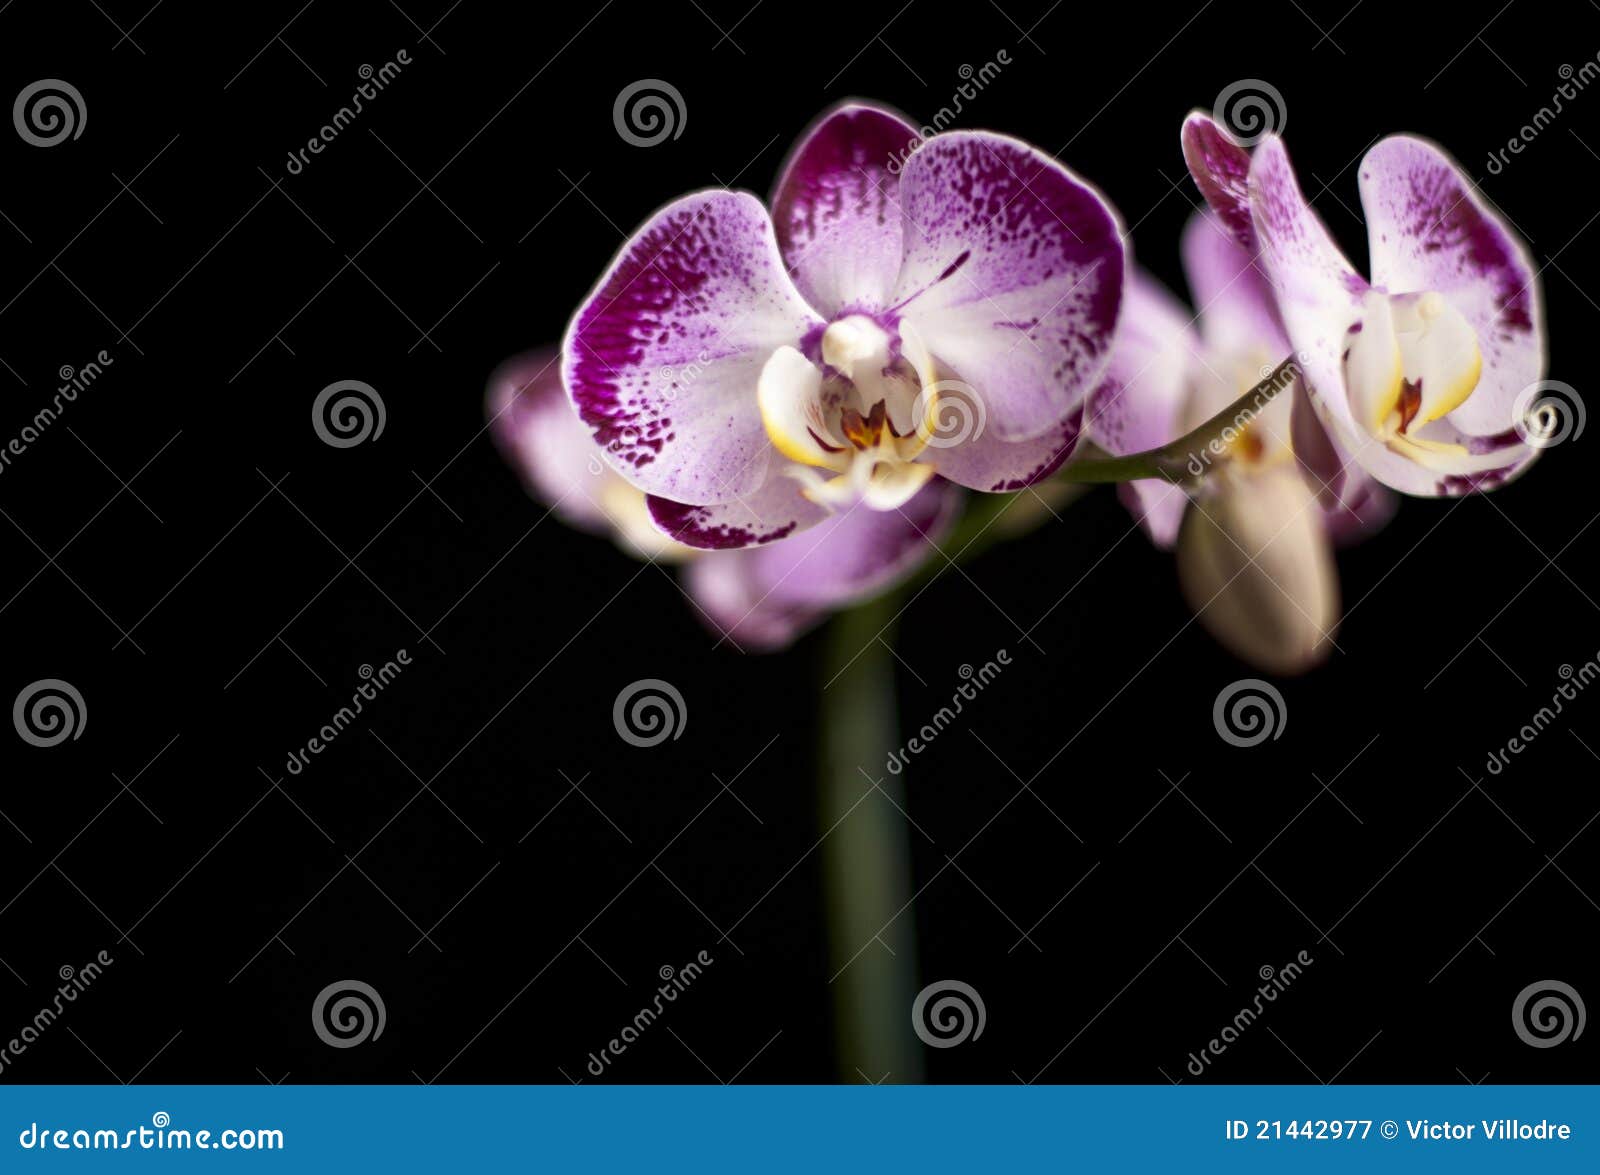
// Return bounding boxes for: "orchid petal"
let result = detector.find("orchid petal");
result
[1180,210,1288,361]
[1084,273,1200,548]
[564,190,822,505]
[769,102,921,317]
[893,131,1125,442]
[648,472,828,550]
[488,348,611,533]
[1248,138,1370,441]
[928,410,1084,493]
[1357,134,1543,439]
[1181,112,1255,251]
[684,478,959,650]
[683,555,823,651]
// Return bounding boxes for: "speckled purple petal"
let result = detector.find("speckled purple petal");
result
[487,347,611,532]
[929,410,1084,492]
[683,554,824,651]
[1180,210,1288,360]
[893,132,1125,442]
[1182,112,1255,251]
[563,190,822,505]
[752,477,958,607]
[1252,137,1535,497]
[1357,135,1544,439]
[769,102,920,317]
[1082,273,1199,549]
[647,473,828,550]
[1248,136,1369,446]
[683,478,958,650]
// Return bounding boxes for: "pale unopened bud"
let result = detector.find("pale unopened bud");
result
[1176,467,1339,674]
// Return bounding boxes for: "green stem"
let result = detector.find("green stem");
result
[811,357,1295,1080]
[1055,355,1298,485]
[819,589,923,1084]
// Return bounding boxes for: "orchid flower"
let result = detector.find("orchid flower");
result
[488,349,958,650]
[562,102,1124,549]
[1085,212,1394,673]
[1182,113,1546,497]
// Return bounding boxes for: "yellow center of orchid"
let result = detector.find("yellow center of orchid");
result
[1342,289,1482,469]
[757,315,942,511]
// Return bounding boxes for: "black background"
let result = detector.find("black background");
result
[0,0,1596,1084]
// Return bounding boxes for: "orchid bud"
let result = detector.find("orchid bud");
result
[1176,467,1339,675]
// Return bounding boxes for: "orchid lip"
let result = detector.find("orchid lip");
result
[759,316,943,512]
[1342,287,1482,465]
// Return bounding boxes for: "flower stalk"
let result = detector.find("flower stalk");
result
[819,589,924,1083]
[1056,355,1298,485]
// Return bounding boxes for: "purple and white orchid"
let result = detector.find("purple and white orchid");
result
[562,102,1125,550]
[1183,112,1547,497]
[1085,211,1394,673]
[488,348,958,651]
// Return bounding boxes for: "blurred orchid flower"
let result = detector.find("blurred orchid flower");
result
[489,349,958,650]
[1085,212,1395,673]
[562,101,1124,549]
[1182,112,1546,496]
